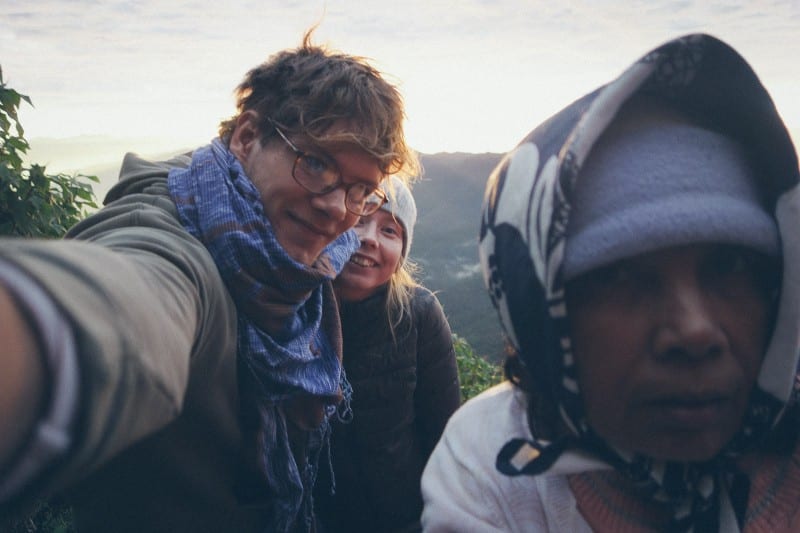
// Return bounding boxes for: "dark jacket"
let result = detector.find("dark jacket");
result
[315,285,460,532]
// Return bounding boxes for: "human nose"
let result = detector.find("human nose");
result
[356,220,378,248]
[310,185,349,221]
[651,278,726,362]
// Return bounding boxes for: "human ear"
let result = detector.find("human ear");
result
[228,110,261,162]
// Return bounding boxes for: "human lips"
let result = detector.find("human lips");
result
[644,392,732,430]
[290,212,336,241]
[349,253,377,268]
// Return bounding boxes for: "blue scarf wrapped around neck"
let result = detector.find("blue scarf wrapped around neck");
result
[167,138,359,531]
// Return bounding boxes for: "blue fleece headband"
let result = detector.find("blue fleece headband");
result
[563,109,779,280]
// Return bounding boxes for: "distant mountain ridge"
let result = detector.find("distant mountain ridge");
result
[413,152,506,361]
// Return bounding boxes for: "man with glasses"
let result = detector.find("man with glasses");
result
[0,31,417,533]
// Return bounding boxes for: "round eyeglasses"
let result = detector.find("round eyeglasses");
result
[268,119,388,216]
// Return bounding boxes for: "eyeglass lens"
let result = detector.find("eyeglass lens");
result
[293,155,383,215]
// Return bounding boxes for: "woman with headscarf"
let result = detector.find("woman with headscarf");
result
[422,34,800,532]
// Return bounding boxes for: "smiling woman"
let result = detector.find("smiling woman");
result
[333,209,404,302]
[314,176,461,532]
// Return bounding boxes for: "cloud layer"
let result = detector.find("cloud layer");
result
[2,0,798,156]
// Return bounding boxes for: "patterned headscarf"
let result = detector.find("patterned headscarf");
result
[479,34,800,531]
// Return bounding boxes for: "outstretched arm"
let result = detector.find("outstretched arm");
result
[0,282,45,472]
[0,177,235,507]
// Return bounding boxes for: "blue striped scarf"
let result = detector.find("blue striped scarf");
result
[167,138,359,531]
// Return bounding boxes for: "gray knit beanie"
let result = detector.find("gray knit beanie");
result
[562,101,779,280]
[380,175,417,259]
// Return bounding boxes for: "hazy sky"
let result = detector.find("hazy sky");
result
[2,0,799,172]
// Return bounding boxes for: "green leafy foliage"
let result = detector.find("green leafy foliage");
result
[454,333,504,402]
[7,500,74,533]
[0,66,98,238]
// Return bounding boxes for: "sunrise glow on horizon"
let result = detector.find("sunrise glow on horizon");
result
[4,1,799,169]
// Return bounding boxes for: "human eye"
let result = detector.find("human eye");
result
[705,245,757,278]
[568,259,654,305]
[382,224,401,237]
[296,153,341,193]
[589,263,635,286]
[704,245,779,293]
[298,153,329,175]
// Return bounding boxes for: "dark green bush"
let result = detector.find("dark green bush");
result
[0,66,98,238]
[454,333,504,401]
[6,500,74,533]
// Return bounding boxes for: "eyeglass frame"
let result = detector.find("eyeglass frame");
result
[267,118,388,216]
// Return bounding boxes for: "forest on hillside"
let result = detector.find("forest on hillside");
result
[413,152,507,361]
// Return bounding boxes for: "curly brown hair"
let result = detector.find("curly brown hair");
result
[219,28,418,179]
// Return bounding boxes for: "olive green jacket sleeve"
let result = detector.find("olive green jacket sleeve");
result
[0,152,239,505]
